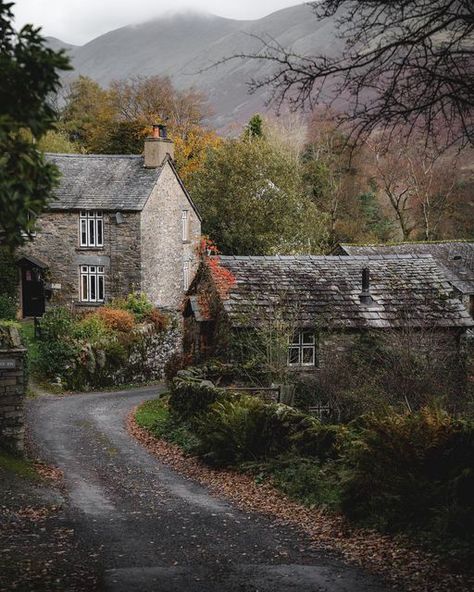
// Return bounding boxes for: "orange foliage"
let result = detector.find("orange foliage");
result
[208,258,236,298]
[145,308,169,332]
[196,236,236,302]
[173,126,222,182]
[96,307,135,332]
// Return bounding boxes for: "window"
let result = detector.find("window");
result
[80,265,105,302]
[80,211,104,247]
[181,210,189,242]
[183,261,190,291]
[288,331,316,367]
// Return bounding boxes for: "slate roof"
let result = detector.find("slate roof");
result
[336,242,474,296]
[46,153,163,210]
[215,255,473,330]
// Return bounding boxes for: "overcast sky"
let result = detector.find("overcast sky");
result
[12,0,304,45]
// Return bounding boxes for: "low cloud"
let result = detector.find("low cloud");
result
[12,0,302,45]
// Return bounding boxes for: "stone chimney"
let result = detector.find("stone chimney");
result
[144,124,175,168]
[359,267,373,305]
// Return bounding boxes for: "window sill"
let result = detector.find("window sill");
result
[74,301,104,307]
[76,247,105,251]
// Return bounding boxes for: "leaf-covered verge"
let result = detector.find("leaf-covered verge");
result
[132,378,474,591]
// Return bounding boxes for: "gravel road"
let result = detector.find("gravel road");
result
[27,386,390,592]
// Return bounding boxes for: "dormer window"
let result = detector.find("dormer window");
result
[80,211,104,247]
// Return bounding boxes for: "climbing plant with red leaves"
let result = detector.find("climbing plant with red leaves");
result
[196,236,236,301]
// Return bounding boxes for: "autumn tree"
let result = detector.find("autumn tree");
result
[61,76,116,152]
[368,137,462,240]
[188,129,329,255]
[0,0,70,248]
[38,129,81,154]
[60,74,219,180]
[298,111,390,245]
[228,0,473,151]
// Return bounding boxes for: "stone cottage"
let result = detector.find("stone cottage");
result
[333,241,474,317]
[183,254,473,368]
[18,126,201,317]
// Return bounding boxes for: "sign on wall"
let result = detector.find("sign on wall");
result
[0,358,16,370]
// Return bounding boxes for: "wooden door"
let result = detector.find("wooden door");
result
[22,266,45,317]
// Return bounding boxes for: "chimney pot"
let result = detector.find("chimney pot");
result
[144,123,174,168]
[359,267,373,305]
[158,124,168,139]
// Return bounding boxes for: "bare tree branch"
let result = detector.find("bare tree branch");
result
[215,0,474,151]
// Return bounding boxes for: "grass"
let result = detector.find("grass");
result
[0,449,39,481]
[135,396,199,453]
[18,320,40,377]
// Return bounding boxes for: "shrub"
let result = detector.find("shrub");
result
[194,396,268,466]
[169,375,230,421]
[164,352,194,383]
[36,336,78,379]
[73,314,111,342]
[194,396,320,466]
[37,308,80,381]
[269,456,342,509]
[293,377,319,411]
[291,423,351,461]
[340,408,474,553]
[95,307,135,332]
[144,308,169,332]
[0,294,16,320]
[111,292,153,321]
[39,307,75,340]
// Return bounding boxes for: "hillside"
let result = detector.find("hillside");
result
[49,5,341,130]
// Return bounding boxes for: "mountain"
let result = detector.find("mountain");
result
[46,37,77,53]
[54,5,341,130]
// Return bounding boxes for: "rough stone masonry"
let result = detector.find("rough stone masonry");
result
[0,325,26,453]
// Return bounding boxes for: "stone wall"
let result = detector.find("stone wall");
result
[111,319,183,384]
[20,210,142,311]
[141,161,201,309]
[0,326,26,453]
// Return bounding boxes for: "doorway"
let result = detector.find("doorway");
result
[18,257,47,317]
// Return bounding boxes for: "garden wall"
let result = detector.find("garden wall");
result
[0,326,26,452]
[109,320,182,385]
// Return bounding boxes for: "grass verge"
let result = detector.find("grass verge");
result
[135,396,199,453]
[0,449,40,481]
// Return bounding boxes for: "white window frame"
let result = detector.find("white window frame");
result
[183,261,190,291]
[181,210,189,242]
[80,210,104,248]
[80,265,105,303]
[288,331,316,367]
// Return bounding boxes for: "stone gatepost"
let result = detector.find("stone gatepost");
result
[0,325,27,453]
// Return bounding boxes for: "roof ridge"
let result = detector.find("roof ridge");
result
[218,254,436,261]
[340,239,474,247]
[46,153,143,159]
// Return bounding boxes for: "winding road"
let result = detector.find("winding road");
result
[27,386,390,592]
